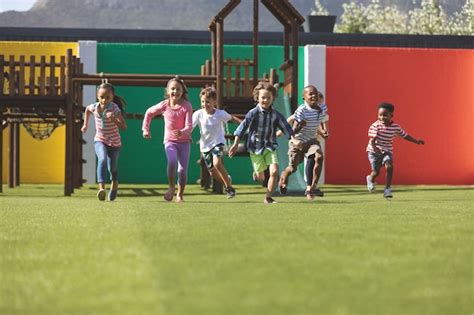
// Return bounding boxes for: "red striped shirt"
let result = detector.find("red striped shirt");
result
[367,120,407,153]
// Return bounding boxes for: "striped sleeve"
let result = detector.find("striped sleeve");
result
[397,125,408,138]
[368,123,378,138]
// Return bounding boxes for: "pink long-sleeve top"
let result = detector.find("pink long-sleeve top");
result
[142,99,193,143]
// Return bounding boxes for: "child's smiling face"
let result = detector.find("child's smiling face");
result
[378,107,393,124]
[258,89,274,110]
[303,86,319,108]
[200,95,216,114]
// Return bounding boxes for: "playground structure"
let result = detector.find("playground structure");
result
[0,0,305,195]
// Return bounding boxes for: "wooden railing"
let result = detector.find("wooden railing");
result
[1,54,82,97]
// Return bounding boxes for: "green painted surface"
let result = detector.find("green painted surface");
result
[97,43,304,184]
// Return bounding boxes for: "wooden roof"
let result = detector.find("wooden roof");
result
[208,0,304,30]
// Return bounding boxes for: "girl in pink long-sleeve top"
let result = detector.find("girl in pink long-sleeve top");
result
[142,76,193,202]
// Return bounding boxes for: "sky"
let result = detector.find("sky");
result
[0,0,36,12]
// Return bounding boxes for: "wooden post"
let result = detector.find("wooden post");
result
[225,60,231,97]
[19,56,25,96]
[29,56,35,95]
[64,49,74,196]
[60,56,66,95]
[8,56,15,96]
[49,56,56,96]
[211,29,217,76]
[216,19,224,109]
[253,0,259,86]
[235,59,241,96]
[39,56,46,96]
[8,123,14,188]
[284,26,290,62]
[0,104,3,193]
[14,122,19,186]
[291,19,299,111]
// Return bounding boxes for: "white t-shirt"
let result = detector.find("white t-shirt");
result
[192,108,232,152]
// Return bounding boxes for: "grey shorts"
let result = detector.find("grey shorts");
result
[368,151,393,172]
[202,144,225,170]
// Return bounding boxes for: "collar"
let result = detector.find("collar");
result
[257,104,273,113]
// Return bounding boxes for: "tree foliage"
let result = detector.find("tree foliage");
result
[324,0,473,35]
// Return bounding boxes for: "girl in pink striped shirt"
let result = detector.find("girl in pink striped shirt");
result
[81,83,127,201]
[142,76,193,202]
[366,103,424,198]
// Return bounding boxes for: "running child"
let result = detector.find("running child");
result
[366,102,424,198]
[279,85,328,200]
[81,82,127,201]
[192,87,241,198]
[228,81,299,204]
[142,76,193,202]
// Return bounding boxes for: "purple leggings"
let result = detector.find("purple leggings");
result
[164,141,190,186]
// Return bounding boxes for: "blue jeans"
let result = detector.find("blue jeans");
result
[94,141,120,183]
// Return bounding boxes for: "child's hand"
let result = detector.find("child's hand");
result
[321,131,329,139]
[81,125,87,133]
[276,130,283,137]
[105,112,114,119]
[417,139,425,145]
[143,130,151,139]
[173,130,182,137]
[228,144,238,158]
[292,139,303,150]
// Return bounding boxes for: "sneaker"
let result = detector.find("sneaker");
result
[264,197,277,204]
[384,187,393,198]
[108,190,117,201]
[366,175,375,192]
[313,188,324,197]
[97,189,106,201]
[225,187,236,199]
[279,184,288,195]
[164,189,175,202]
[252,172,258,182]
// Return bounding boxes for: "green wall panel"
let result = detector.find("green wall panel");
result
[97,43,304,184]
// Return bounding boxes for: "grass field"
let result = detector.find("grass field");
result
[0,184,472,315]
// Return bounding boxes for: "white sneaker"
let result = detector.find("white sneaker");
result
[366,175,375,192]
[384,187,393,198]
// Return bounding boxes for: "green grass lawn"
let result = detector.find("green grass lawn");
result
[0,184,472,315]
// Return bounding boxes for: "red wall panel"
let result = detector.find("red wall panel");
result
[326,47,473,185]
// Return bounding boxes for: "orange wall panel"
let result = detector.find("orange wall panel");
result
[326,47,473,185]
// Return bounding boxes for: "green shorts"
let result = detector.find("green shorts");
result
[250,149,279,173]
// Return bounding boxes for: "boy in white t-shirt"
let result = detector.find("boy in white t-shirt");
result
[192,87,242,198]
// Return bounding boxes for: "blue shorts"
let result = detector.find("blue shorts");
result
[368,151,393,172]
[202,144,225,170]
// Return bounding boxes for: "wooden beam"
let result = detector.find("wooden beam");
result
[216,19,224,109]
[65,49,73,196]
[291,19,299,112]
[253,0,259,86]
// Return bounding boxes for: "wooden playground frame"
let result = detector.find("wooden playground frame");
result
[0,0,304,195]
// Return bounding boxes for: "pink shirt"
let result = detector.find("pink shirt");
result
[142,99,193,143]
[87,102,122,147]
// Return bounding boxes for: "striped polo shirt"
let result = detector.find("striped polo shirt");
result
[87,102,122,147]
[234,104,294,154]
[293,102,328,142]
[366,120,407,153]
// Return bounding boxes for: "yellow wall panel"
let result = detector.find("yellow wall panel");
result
[1,41,78,184]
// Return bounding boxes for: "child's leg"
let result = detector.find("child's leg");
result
[267,163,279,198]
[164,142,178,196]
[305,154,315,187]
[107,146,120,191]
[212,155,232,188]
[385,161,393,188]
[176,142,191,201]
[310,150,324,189]
[279,142,305,190]
[94,141,107,191]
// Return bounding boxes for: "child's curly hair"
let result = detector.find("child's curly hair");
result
[200,86,217,99]
[378,102,395,113]
[252,80,277,102]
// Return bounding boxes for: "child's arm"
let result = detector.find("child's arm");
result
[403,134,425,145]
[230,115,242,124]
[81,106,92,133]
[228,135,241,158]
[142,102,164,139]
[174,103,193,138]
[318,120,329,139]
[369,137,383,154]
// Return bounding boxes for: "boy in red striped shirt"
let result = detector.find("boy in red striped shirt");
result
[366,103,424,198]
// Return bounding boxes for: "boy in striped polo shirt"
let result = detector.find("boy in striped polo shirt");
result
[366,103,424,198]
[228,81,299,204]
[279,85,328,200]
